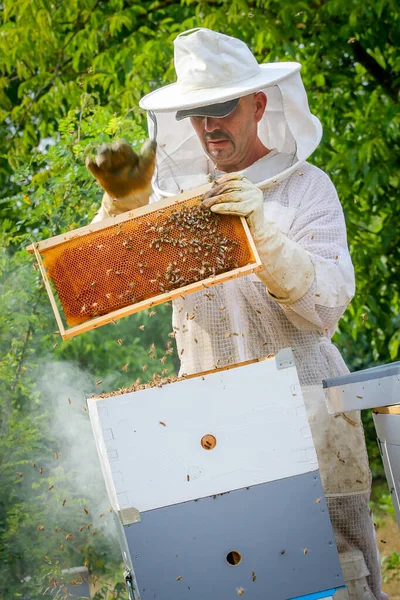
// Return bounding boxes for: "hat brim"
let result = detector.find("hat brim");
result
[140,62,301,112]
[175,98,240,121]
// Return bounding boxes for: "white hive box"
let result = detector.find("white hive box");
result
[88,349,345,600]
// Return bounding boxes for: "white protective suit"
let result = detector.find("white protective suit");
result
[138,30,382,599]
[88,29,382,600]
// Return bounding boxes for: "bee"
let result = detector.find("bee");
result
[62,499,67,506]
[37,524,45,531]
[303,548,308,555]
[117,339,123,345]
[121,364,129,372]
[39,467,44,474]
[55,452,59,460]
[65,533,72,541]
[83,508,89,515]
[16,472,23,478]
[237,588,245,596]
[139,325,146,331]
[252,572,256,582]
[159,421,166,427]
[142,365,148,372]
[160,356,167,364]
[96,380,103,386]
[176,576,182,582]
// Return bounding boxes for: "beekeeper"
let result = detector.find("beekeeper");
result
[87,28,385,600]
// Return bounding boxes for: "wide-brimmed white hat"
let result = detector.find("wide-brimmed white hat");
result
[139,28,322,197]
[140,28,301,112]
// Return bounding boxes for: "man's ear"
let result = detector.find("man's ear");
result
[254,92,267,122]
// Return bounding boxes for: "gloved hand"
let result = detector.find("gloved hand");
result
[202,173,315,304]
[86,139,157,221]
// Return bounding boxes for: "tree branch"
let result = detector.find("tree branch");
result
[351,40,399,103]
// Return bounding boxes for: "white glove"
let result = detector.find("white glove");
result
[202,173,315,304]
[86,139,157,222]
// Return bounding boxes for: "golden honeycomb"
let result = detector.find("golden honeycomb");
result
[41,196,255,326]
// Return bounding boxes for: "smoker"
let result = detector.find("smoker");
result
[88,349,345,600]
[323,361,400,529]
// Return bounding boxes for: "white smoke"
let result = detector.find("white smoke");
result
[37,360,120,543]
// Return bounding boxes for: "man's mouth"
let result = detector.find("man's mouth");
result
[205,135,232,148]
[208,139,229,146]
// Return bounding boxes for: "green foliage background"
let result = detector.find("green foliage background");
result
[0,0,399,597]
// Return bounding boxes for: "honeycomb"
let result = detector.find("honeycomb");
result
[41,196,255,327]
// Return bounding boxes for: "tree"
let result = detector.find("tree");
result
[1,1,399,597]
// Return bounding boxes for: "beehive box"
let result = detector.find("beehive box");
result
[88,351,345,600]
[27,184,262,340]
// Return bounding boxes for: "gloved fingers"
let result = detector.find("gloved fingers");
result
[109,140,140,170]
[86,139,157,197]
[140,139,157,157]
[86,140,139,175]
[204,179,249,199]
[207,196,256,217]
[138,140,157,172]
[85,155,102,178]
[212,172,247,186]
[93,143,113,170]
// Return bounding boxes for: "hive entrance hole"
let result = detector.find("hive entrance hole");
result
[226,550,242,566]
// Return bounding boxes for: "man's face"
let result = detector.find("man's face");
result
[189,92,267,172]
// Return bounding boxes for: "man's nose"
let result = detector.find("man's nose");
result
[204,117,220,132]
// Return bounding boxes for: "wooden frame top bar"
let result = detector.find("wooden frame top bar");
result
[27,184,212,254]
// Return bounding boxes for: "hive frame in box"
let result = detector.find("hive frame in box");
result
[27,183,263,341]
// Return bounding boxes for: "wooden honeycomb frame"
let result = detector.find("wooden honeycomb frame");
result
[27,184,263,341]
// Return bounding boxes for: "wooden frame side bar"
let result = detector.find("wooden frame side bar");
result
[33,244,66,338]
